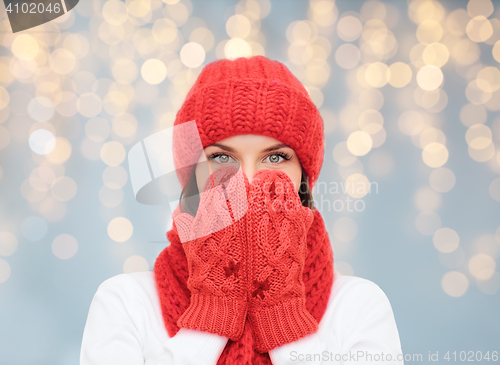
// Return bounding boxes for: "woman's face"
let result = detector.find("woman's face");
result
[194,134,302,193]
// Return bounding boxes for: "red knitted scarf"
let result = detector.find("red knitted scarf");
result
[154,207,334,364]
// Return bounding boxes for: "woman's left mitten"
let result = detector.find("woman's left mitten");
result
[246,170,317,353]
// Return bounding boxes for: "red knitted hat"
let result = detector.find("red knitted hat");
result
[172,55,325,190]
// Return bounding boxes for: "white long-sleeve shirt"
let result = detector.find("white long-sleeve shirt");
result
[80,272,404,365]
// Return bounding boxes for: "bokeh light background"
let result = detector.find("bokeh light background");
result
[0,0,499,363]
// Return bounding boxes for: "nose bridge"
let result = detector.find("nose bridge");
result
[239,158,257,182]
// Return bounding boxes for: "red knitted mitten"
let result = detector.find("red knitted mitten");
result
[174,167,249,341]
[246,169,317,353]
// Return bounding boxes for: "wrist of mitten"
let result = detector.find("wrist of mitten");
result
[177,292,247,341]
[248,296,318,353]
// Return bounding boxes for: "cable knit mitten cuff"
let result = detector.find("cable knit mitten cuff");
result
[249,297,318,353]
[177,293,248,341]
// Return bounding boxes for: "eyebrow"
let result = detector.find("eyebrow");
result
[208,142,290,153]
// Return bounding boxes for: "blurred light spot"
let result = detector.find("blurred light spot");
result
[287,20,316,46]
[46,137,72,164]
[429,167,455,193]
[453,38,480,65]
[333,142,356,166]
[476,66,500,92]
[334,44,360,69]
[417,20,443,44]
[102,0,128,25]
[123,255,149,273]
[398,110,424,136]
[337,15,362,42]
[224,38,252,59]
[419,127,446,149]
[493,41,500,63]
[359,88,384,110]
[416,65,443,91]
[63,33,90,60]
[100,141,126,166]
[489,177,500,202]
[20,216,48,241]
[415,210,441,236]
[367,149,393,177]
[422,42,449,67]
[112,59,138,85]
[0,232,17,256]
[388,62,412,88]
[29,129,56,155]
[476,271,500,295]
[466,16,493,42]
[128,0,151,18]
[226,14,252,39]
[439,247,466,269]
[422,142,448,168]
[446,8,470,36]
[334,261,354,276]
[85,117,110,143]
[433,227,459,253]
[99,185,124,207]
[459,103,487,127]
[468,141,495,162]
[347,130,372,156]
[0,259,10,283]
[467,0,494,17]
[12,34,40,61]
[21,178,46,202]
[141,59,167,85]
[358,109,383,135]
[344,173,370,199]
[54,91,78,117]
[466,124,492,149]
[190,27,215,52]
[51,176,77,202]
[441,271,469,297]
[165,2,189,26]
[0,86,8,110]
[49,49,76,75]
[409,0,445,24]
[469,253,496,280]
[77,93,102,118]
[102,165,128,189]
[38,196,66,222]
[52,234,78,259]
[310,0,338,27]
[414,186,442,211]
[152,19,178,45]
[333,217,358,242]
[180,42,205,68]
[80,138,103,161]
[305,85,324,108]
[28,97,55,123]
[365,62,389,88]
[112,113,138,139]
[108,217,133,242]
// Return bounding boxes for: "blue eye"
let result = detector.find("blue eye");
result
[207,153,235,164]
[265,152,292,164]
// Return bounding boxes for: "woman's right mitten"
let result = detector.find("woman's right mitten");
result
[174,167,250,341]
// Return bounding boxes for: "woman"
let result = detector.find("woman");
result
[80,56,404,364]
